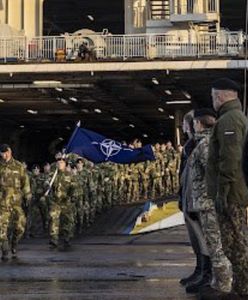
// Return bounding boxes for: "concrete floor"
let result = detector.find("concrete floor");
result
[0,226,196,300]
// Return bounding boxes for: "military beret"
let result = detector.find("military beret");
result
[0,144,10,153]
[211,78,240,92]
[194,108,217,119]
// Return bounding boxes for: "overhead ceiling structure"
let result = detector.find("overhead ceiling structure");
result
[0,69,244,163]
[0,0,246,163]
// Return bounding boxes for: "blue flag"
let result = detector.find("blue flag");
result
[66,127,155,164]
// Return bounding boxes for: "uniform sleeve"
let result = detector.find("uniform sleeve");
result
[21,167,32,200]
[243,133,248,187]
[217,116,244,197]
[198,141,208,170]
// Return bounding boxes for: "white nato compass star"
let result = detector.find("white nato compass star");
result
[92,139,133,161]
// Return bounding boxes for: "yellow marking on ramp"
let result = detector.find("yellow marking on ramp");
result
[131,201,179,234]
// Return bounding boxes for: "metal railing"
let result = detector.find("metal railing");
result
[0,31,244,63]
[173,0,217,15]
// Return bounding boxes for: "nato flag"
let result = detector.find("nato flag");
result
[66,127,155,164]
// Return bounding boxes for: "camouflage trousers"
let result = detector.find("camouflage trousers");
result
[0,206,26,246]
[126,180,133,203]
[130,181,139,203]
[163,172,172,195]
[103,184,112,209]
[170,171,179,194]
[29,198,49,233]
[141,179,149,200]
[199,208,233,293]
[217,203,248,295]
[151,177,163,199]
[49,202,74,243]
[38,197,49,230]
[75,196,84,233]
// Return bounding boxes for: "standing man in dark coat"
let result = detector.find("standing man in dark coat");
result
[207,78,248,299]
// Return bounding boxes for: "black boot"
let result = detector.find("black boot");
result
[1,240,9,262]
[11,240,18,259]
[186,255,212,294]
[49,239,58,250]
[63,239,71,251]
[180,254,202,286]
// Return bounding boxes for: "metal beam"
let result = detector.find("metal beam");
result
[0,60,246,75]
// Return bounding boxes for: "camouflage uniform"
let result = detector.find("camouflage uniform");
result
[78,167,91,227]
[112,164,119,205]
[38,171,52,230]
[126,165,134,203]
[29,172,50,234]
[71,170,84,234]
[140,161,150,200]
[129,163,140,203]
[150,152,163,199]
[167,148,178,194]
[88,164,98,222]
[118,164,128,204]
[49,169,75,246]
[160,149,170,195]
[0,158,31,253]
[191,130,233,293]
[101,163,114,209]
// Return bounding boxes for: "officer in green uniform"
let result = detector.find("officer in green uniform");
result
[0,144,31,260]
[206,78,248,299]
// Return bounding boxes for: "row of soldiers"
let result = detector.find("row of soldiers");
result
[27,140,181,237]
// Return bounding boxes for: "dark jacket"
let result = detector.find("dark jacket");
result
[207,99,248,207]
[178,137,196,210]
[243,134,248,187]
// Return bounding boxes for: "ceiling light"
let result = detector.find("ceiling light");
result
[169,115,175,119]
[81,109,90,113]
[91,71,94,76]
[112,117,119,121]
[87,15,94,21]
[66,126,71,130]
[69,97,78,102]
[165,90,172,95]
[82,99,96,103]
[129,124,135,128]
[61,98,69,104]
[166,101,191,105]
[152,77,159,85]
[0,99,5,103]
[183,91,191,99]
[158,107,164,112]
[33,80,62,85]
[94,108,102,114]
[58,137,64,141]
[143,134,148,138]
[55,87,63,92]
[20,125,25,128]
[27,109,38,114]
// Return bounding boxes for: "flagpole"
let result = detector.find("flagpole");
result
[44,121,81,196]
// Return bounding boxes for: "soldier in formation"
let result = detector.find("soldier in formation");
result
[0,144,31,261]
[0,139,181,250]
